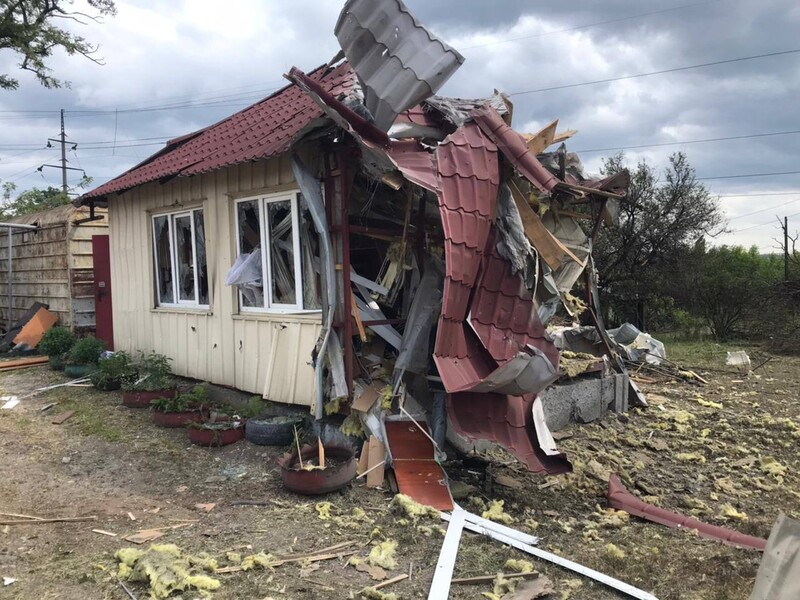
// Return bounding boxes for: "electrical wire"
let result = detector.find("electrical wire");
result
[697,170,800,181]
[572,129,800,154]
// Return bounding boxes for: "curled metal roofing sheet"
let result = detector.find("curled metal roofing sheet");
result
[335,0,465,131]
[82,62,356,201]
[472,106,560,194]
[448,393,571,474]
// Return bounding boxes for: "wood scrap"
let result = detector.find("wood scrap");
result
[509,180,581,268]
[523,119,558,155]
[0,512,44,520]
[452,571,540,585]
[124,529,164,544]
[356,440,369,475]
[0,356,49,369]
[0,516,97,525]
[351,289,367,342]
[194,503,216,513]
[39,402,57,412]
[502,576,555,599]
[365,435,385,488]
[373,573,408,590]
[318,437,326,469]
[51,411,75,425]
[92,529,118,537]
[356,460,385,480]
[356,561,387,581]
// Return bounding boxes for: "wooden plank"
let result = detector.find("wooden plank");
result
[509,181,581,269]
[0,516,96,525]
[552,129,577,145]
[374,573,409,590]
[0,356,49,369]
[453,572,540,585]
[523,119,558,155]
[352,382,382,413]
[356,440,369,475]
[351,290,367,342]
[51,411,75,425]
[12,307,58,348]
[365,435,385,488]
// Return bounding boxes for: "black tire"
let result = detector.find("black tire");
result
[245,416,301,446]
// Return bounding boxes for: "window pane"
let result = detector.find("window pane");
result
[153,215,174,304]
[299,194,322,309]
[268,200,296,305]
[236,200,263,307]
[173,214,196,302]
[193,211,209,305]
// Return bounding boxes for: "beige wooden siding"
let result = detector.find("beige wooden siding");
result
[108,156,321,406]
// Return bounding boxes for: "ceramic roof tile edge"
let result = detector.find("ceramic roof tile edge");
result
[80,62,356,202]
[472,106,561,194]
[607,475,767,551]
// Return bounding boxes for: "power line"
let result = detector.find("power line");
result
[508,48,800,96]
[718,191,800,198]
[461,0,723,50]
[697,170,800,181]
[731,210,800,233]
[728,198,800,221]
[572,129,800,153]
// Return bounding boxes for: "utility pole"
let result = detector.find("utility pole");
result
[785,216,790,282]
[41,109,85,194]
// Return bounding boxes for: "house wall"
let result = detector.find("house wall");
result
[0,206,108,332]
[108,155,322,406]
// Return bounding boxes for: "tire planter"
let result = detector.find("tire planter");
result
[122,388,177,409]
[64,364,95,378]
[278,444,356,495]
[48,356,65,371]
[245,415,302,446]
[152,409,203,428]
[94,379,121,392]
[188,423,244,447]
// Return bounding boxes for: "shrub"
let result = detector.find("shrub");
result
[39,326,75,357]
[151,385,206,413]
[123,351,174,392]
[67,335,106,365]
[90,351,136,388]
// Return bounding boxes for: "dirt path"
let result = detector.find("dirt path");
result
[0,352,798,599]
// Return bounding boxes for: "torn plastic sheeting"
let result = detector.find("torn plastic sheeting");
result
[393,256,444,381]
[727,351,752,371]
[532,396,560,457]
[494,183,538,290]
[608,475,767,551]
[607,323,666,365]
[292,155,339,419]
[334,0,465,132]
[750,513,800,600]
[441,508,659,600]
[225,248,263,306]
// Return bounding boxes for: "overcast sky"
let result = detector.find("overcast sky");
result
[0,0,798,251]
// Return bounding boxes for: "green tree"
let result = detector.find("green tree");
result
[0,0,116,90]
[695,246,782,340]
[593,152,724,329]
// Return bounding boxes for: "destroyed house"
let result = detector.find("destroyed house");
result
[79,0,634,474]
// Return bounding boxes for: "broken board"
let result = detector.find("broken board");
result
[51,411,75,425]
[12,307,58,349]
[365,435,385,488]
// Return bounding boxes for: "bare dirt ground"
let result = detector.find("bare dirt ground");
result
[0,343,798,600]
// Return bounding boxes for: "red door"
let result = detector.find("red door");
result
[92,235,114,350]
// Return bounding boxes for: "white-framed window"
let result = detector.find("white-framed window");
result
[233,190,321,312]
[152,208,209,308]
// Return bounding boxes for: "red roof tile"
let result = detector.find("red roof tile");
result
[83,62,357,200]
[448,393,571,474]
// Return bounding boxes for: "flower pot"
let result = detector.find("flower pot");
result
[94,379,121,392]
[188,422,244,447]
[48,356,65,371]
[64,364,95,378]
[122,388,177,408]
[152,409,203,428]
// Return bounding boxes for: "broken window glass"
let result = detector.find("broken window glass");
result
[299,193,322,309]
[173,214,196,302]
[236,200,263,307]
[194,211,209,305]
[267,199,296,305]
[153,215,174,304]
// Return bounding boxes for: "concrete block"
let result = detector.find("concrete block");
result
[541,373,628,431]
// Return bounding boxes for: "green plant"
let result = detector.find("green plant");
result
[123,351,174,392]
[152,385,207,413]
[90,351,136,388]
[39,326,75,357]
[66,335,106,365]
[242,395,267,418]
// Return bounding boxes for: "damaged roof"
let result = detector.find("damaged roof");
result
[81,62,356,201]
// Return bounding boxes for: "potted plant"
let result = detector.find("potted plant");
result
[188,404,244,447]
[151,384,207,428]
[64,335,106,377]
[90,351,135,391]
[38,326,76,370]
[121,351,177,408]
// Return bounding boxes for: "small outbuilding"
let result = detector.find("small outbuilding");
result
[0,204,109,335]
